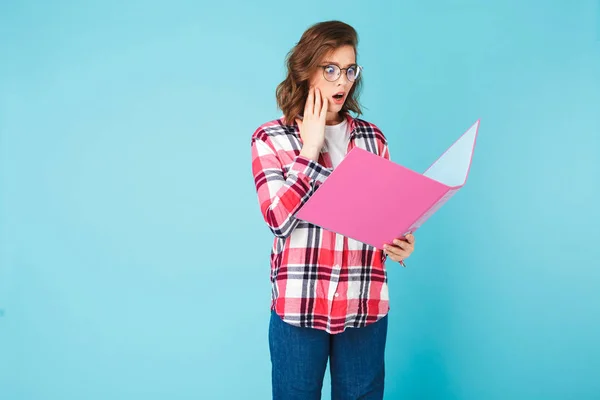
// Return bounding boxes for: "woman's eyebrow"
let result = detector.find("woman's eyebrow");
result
[322,61,356,68]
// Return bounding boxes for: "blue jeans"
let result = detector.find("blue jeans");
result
[269,311,388,400]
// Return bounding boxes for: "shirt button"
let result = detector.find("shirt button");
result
[334,293,339,297]
[334,264,340,268]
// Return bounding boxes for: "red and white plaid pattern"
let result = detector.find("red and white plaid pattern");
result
[251,114,391,334]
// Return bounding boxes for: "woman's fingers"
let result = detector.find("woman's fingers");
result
[384,245,403,257]
[384,243,410,258]
[305,86,314,117]
[392,239,412,250]
[320,88,328,119]
[314,88,322,117]
[305,87,329,119]
[389,253,407,263]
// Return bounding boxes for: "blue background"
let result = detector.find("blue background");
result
[1,1,599,399]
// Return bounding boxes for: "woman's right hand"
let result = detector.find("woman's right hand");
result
[296,87,327,161]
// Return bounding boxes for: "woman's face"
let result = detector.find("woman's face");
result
[309,45,358,124]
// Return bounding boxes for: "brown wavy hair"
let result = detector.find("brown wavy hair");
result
[276,20,363,125]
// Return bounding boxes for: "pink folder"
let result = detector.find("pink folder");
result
[295,119,480,250]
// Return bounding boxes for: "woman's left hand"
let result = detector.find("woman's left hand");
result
[383,233,415,264]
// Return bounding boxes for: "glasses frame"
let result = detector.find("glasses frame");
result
[319,64,363,82]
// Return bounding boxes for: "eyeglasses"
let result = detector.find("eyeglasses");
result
[319,64,362,82]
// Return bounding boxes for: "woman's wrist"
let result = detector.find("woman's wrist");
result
[300,145,321,161]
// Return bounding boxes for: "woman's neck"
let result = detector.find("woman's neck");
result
[326,112,343,126]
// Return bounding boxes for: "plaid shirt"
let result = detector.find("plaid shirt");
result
[251,114,391,334]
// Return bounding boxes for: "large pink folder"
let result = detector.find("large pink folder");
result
[295,119,480,250]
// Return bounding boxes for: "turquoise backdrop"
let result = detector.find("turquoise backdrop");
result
[1,1,599,399]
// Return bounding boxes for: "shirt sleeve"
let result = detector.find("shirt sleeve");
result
[251,137,331,239]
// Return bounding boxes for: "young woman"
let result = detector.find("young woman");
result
[250,20,416,400]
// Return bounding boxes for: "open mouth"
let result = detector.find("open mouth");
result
[333,92,345,100]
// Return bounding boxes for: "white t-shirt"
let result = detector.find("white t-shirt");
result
[324,118,350,168]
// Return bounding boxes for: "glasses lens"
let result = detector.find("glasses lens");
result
[324,65,339,81]
[347,66,356,81]
[349,65,361,81]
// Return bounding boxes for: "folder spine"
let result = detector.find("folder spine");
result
[405,188,458,235]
